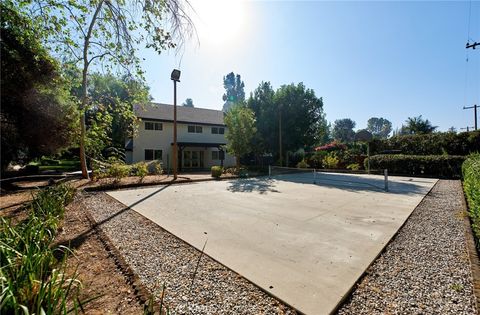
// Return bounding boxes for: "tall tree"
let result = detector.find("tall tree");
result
[403,115,437,134]
[1,1,77,172]
[183,98,194,107]
[367,117,392,139]
[24,0,194,178]
[224,104,256,169]
[332,118,356,143]
[222,72,245,112]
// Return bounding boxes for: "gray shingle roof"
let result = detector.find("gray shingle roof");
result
[135,103,225,126]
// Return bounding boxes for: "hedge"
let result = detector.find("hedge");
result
[463,153,480,250]
[366,154,466,178]
[370,131,480,156]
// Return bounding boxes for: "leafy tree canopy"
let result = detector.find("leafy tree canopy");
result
[183,98,194,107]
[367,117,392,139]
[399,115,438,135]
[1,1,77,171]
[222,72,245,112]
[332,118,356,143]
[224,104,257,168]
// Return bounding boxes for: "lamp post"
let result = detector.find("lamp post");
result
[171,69,181,179]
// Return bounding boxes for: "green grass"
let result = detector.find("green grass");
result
[463,153,480,250]
[0,183,87,314]
[32,159,81,172]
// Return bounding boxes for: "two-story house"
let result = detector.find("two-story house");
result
[125,103,235,170]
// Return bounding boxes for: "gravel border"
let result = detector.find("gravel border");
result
[337,180,477,314]
[80,191,297,314]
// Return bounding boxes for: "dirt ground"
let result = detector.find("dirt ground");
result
[0,186,144,314]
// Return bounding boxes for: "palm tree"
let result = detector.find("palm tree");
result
[404,115,437,134]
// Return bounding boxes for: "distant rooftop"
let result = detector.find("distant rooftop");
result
[135,103,225,126]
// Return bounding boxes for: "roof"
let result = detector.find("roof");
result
[135,103,225,126]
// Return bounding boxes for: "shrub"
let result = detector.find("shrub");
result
[40,156,61,165]
[370,131,480,156]
[322,153,339,169]
[297,159,309,168]
[366,154,466,178]
[146,160,163,175]
[463,153,480,249]
[347,163,360,171]
[108,162,130,183]
[211,166,223,178]
[132,162,148,181]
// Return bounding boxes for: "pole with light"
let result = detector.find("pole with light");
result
[171,69,181,179]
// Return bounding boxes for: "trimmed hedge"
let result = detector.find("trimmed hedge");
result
[211,166,223,178]
[366,154,466,178]
[463,153,480,249]
[370,131,480,156]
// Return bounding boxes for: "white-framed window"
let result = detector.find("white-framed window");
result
[145,149,162,160]
[188,125,203,133]
[212,150,219,160]
[211,127,225,134]
[145,121,162,130]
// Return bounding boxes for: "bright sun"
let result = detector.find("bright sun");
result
[190,0,247,47]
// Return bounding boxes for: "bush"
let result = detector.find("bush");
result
[297,159,309,168]
[370,131,480,156]
[322,153,339,169]
[108,162,130,183]
[132,162,148,181]
[211,166,223,178]
[463,153,480,249]
[40,156,61,165]
[366,154,466,178]
[146,160,163,175]
[347,163,360,171]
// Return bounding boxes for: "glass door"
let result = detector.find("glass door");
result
[183,150,204,168]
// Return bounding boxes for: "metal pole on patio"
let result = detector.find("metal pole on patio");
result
[171,69,181,180]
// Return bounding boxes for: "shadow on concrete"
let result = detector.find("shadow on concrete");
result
[226,177,279,194]
[55,184,171,255]
[271,172,431,195]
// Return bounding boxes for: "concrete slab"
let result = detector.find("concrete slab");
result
[107,173,437,315]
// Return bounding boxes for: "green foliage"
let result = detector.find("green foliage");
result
[107,161,130,183]
[146,160,163,175]
[366,154,466,178]
[222,72,245,112]
[211,166,223,178]
[0,184,81,314]
[296,159,310,168]
[183,98,194,107]
[332,118,356,143]
[370,131,480,156]
[133,162,149,181]
[322,153,340,169]
[397,115,437,135]
[225,104,257,168]
[1,1,77,171]
[347,163,361,171]
[463,153,480,250]
[367,117,392,139]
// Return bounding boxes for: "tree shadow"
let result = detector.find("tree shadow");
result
[272,172,433,195]
[226,177,279,194]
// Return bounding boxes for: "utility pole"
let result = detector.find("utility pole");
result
[466,42,480,50]
[461,126,474,132]
[278,109,282,167]
[463,104,478,131]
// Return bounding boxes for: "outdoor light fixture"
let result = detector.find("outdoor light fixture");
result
[171,69,181,180]
[171,69,181,82]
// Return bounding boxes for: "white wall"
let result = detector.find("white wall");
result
[130,120,235,168]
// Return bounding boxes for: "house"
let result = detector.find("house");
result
[125,103,235,170]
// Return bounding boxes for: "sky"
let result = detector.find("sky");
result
[137,0,480,132]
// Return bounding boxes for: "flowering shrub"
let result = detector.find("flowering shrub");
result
[314,141,347,152]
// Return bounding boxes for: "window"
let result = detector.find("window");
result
[211,127,225,134]
[188,125,203,133]
[145,149,162,160]
[145,121,162,130]
[212,150,219,160]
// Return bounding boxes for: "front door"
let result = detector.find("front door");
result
[182,150,204,168]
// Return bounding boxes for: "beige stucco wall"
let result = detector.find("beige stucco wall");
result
[129,120,236,169]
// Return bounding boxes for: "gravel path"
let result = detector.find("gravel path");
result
[337,180,477,314]
[81,179,477,314]
[81,192,296,315]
